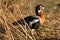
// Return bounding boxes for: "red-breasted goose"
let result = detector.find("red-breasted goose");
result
[12,5,45,29]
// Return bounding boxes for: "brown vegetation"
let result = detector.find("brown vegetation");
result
[0,0,60,40]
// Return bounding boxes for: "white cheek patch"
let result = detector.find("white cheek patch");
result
[29,19,40,27]
[38,10,41,13]
[42,7,44,10]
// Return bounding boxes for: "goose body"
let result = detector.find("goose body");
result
[24,16,40,29]
[12,5,45,29]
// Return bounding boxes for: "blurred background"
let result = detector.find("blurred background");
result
[0,0,60,40]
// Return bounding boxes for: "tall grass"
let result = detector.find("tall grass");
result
[0,0,60,40]
[0,0,37,40]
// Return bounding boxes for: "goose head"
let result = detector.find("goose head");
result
[35,5,45,25]
[35,5,44,16]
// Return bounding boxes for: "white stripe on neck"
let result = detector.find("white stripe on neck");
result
[38,10,41,13]
[38,10,43,24]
